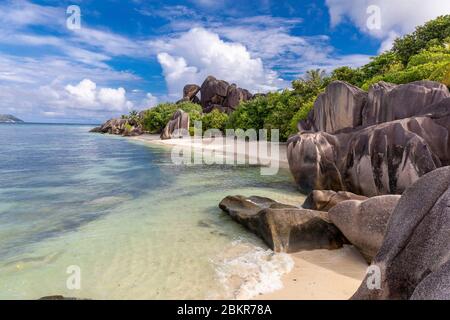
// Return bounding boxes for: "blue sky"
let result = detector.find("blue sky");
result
[1,0,449,123]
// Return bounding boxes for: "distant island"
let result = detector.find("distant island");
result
[0,114,24,123]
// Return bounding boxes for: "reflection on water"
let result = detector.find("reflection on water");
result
[0,124,304,299]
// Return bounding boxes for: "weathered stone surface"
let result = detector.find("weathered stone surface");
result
[160,109,190,140]
[352,166,450,300]
[288,111,450,196]
[363,81,450,126]
[329,195,401,262]
[199,76,253,113]
[219,195,347,253]
[299,81,368,133]
[90,118,142,136]
[302,190,368,212]
[183,84,201,101]
[289,80,450,196]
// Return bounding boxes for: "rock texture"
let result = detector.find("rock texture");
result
[302,190,368,212]
[288,80,450,196]
[90,118,143,136]
[329,195,401,263]
[160,109,190,140]
[178,84,201,104]
[352,166,450,300]
[299,81,368,133]
[219,195,347,253]
[196,76,253,114]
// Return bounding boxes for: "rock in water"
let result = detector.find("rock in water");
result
[302,190,368,212]
[160,109,190,140]
[90,118,142,136]
[328,195,401,263]
[351,166,450,300]
[219,195,347,253]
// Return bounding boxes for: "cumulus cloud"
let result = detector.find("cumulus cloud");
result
[154,28,286,98]
[326,0,450,51]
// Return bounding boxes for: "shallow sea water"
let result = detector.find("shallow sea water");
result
[0,124,305,299]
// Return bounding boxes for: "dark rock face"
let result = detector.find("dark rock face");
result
[299,81,368,134]
[219,195,347,253]
[351,166,450,300]
[199,76,253,113]
[329,195,401,263]
[288,80,450,196]
[302,190,368,212]
[160,109,190,140]
[90,118,143,136]
[362,81,450,126]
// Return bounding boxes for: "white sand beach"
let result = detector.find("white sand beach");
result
[128,134,369,300]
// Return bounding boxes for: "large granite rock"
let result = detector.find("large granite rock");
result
[299,81,368,133]
[329,195,401,263]
[302,190,368,212]
[352,166,450,300]
[363,81,450,126]
[288,80,450,196]
[219,195,347,253]
[288,114,450,196]
[90,118,142,136]
[160,109,190,140]
[199,76,253,113]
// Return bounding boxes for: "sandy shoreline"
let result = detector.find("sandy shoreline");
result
[128,134,368,300]
[130,134,290,169]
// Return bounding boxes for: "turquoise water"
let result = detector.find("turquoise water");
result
[0,124,304,299]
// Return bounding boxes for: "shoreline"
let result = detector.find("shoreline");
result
[129,134,290,169]
[127,134,368,300]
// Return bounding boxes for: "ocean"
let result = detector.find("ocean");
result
[0,123,304,299]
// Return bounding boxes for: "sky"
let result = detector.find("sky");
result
[1,0,450,123]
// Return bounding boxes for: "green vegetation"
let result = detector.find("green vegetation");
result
[131,16,450,142]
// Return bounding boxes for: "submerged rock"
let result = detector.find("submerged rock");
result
[302,190,368,212]
[219,195,347,253]
[352,166,450,300]
[329,195,401,263]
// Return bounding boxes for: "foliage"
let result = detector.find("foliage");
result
[141,102,202,133]
[201,109,229,132]
[392,15,450,65]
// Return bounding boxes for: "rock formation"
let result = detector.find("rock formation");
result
[352,166,450,300]
[219,195,347,253]
[160,109,190,140]
[180,76,253,114]
[90,118,143,136]
[288,80,450,196]
[328,195,401,263]
[302,190,368,212]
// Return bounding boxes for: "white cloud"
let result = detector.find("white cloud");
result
[326,0,450,51]
[153,28,287,97]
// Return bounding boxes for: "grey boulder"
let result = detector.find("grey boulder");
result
[352,166,450,300]
[302,190,368,212]
[329,195,401,263]
[219,195,347,253]
[160,109,190,140]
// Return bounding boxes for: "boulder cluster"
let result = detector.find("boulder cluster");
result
[179,76,253,114]
[288,80,450,197]
[89,117,143,136]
